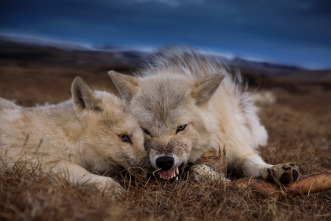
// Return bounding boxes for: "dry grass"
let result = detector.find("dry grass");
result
[1,55,331,220]
[1,158,330,220]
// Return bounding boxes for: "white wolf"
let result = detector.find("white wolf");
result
[109,47,299,185]
[0,77,147,194]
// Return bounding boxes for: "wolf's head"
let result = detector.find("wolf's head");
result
[109,71,224,180]
[71,77,149,174]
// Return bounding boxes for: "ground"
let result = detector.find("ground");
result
[0,44,330,220]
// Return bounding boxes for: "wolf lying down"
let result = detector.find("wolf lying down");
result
[0,48,300,195]
[0,77,147,194]
[109,47,300,186]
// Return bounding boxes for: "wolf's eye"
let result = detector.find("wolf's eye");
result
[142,128,151,136]
[119,134,132,144]
[176,124,187,134]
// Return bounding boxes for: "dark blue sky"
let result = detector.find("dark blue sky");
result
[1,0,331,69]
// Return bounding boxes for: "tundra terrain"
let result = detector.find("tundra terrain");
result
[0,39,330,220]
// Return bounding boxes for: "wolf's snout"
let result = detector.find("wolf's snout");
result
[156,156,174,170]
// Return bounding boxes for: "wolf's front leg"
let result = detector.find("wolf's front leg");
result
[45,160,124,194]
[239,153,300,185]
[191,150,230,183]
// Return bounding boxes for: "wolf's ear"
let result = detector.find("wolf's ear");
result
[71,77,103,113]
[191,73,225,105]
[108,71,139,103]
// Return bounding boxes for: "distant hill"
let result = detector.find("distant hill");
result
[0,36,149,71]
[0,35,330,82]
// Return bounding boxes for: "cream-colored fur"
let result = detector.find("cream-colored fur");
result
[0,77,147,194]
[109,47,299,185]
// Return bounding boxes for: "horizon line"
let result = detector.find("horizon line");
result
[0,32,330,71]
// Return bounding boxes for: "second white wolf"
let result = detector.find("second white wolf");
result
[109,47,299,185]
[0,77,147,194]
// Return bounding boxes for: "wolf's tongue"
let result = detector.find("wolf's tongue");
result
[159,169,175,178]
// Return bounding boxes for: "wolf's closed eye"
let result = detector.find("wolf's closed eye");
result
[119,134,132,143]
[176,124,187,134]
[141,128,152,136]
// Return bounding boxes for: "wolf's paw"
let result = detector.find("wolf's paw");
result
[260,163,300,185]
[95,178,125,196]
[191,163,230,183]
[109,182,126,195]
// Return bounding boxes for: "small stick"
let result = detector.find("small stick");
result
[233,172,331,197]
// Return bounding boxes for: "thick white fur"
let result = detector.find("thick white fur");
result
[0,77,146,194]
[109,47,298,182]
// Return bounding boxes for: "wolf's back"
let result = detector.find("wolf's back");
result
[0,98,19,111]
[140,46,230,78]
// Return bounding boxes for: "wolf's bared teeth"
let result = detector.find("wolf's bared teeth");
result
[175,168,179,175]
[175,177,179,181]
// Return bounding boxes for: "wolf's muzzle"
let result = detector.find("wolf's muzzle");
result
[155,155,174,170]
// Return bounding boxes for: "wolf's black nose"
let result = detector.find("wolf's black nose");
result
[156,156,174,170]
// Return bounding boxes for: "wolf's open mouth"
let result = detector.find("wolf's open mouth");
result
[159,167,179,180]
